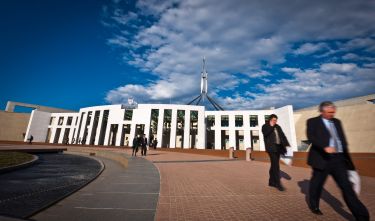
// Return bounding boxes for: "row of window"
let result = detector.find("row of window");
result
[50,110,271,128]
[50,116,78,126]
[206,115,271,127]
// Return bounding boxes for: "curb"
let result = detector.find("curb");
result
[67,150,129,168]
[26,153,105,219]
[0,155,39,174]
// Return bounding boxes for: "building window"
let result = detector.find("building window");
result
[264,115,271,123]
[221,115,229,127]
[235,115,243,127]
[176,110,185,148]
[190,111,198,148]
[89,111,100,145]
[206,115,215,127]
[98,110,110,145]
[49,117,55,125]
[58,117,64,126]
[124,109,133,121]
[67,117,73,126]
[149,109,159,146]
[162,109,172,148]
[250,115,258,127]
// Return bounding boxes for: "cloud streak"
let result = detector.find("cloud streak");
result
[104,0,375,109]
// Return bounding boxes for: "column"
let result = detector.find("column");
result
[183,110,190,149]
[197,110,205,149]
[229,114,236,148]
[156,109,164,148]
[169,109,177,148]
[214,114,221,150]
[259,114,266,151]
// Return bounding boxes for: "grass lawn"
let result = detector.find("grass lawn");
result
[0,151,34,169]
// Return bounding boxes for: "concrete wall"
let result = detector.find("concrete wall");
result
[0,111,30,141]
[294,96,375,152]
[25,110,52,142]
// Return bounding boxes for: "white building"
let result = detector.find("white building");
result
[25,103,298,151]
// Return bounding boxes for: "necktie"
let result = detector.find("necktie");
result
[328,121,339,151]
[274,128,280,144]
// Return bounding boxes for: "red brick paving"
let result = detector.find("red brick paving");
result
[140,149,375,221]
[4,143,373,221]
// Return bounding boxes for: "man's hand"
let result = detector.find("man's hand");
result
[324,146,336,153]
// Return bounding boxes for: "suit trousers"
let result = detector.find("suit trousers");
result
[141,146,147,156]
[309,154,369,221]
[267,147,281,186]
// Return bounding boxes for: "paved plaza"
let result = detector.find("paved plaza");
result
[1,145,374,220]
[122,148,375,221]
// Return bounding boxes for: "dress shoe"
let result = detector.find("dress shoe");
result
[269,183,285,191]
[309,207,323,215]
[276,185,285,191]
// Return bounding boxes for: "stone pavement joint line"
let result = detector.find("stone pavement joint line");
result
[132,149,374,221]
[32,154,160,221]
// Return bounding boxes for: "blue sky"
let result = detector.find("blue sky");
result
[1,0,375,112]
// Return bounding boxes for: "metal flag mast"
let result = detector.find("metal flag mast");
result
[187,57,224,110]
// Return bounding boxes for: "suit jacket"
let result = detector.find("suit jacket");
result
[262,123,290,153]
[306,116,355,170]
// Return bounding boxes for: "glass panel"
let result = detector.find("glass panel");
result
[82,111,92,145]
[108,124,118,146]
[63,128,70,144]
[149,109,159,148]
[235,115,243,127]
[162,109,172,148]
[67,117,73,125]
[120,124,131,146]
[53,128,61,144]
[250,115,258,127]
[58,117,64,125]
[89,111,100,145]
[190,111,198,148]
[264,115,271,123]
[221,115,229,127]
[221,130,229,150]
[175,110,185,148]
[45,128,52,143]
[49,117,55,125]
[251,130,260,151]
[206,115,215,127]
[124,109,133,121]
[76,112,85,143]
[98,110,109,145]
[235,130,244,150]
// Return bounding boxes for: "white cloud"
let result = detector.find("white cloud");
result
[293,43,328,55]
[320,63,357,73]
[281,67,301,74]
[104,0,375,109]
[218,63,375,109]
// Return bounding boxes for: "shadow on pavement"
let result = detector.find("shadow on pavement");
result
[280,170,292,180]
[298,179,354,220]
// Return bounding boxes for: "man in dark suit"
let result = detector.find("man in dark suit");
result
[141,134,148,156]
[307,101,369,220]
[262,114,290,191]
[132,135,139,157]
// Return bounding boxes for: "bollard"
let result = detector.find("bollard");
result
[246,148,252,161]
[229,147,234,159]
